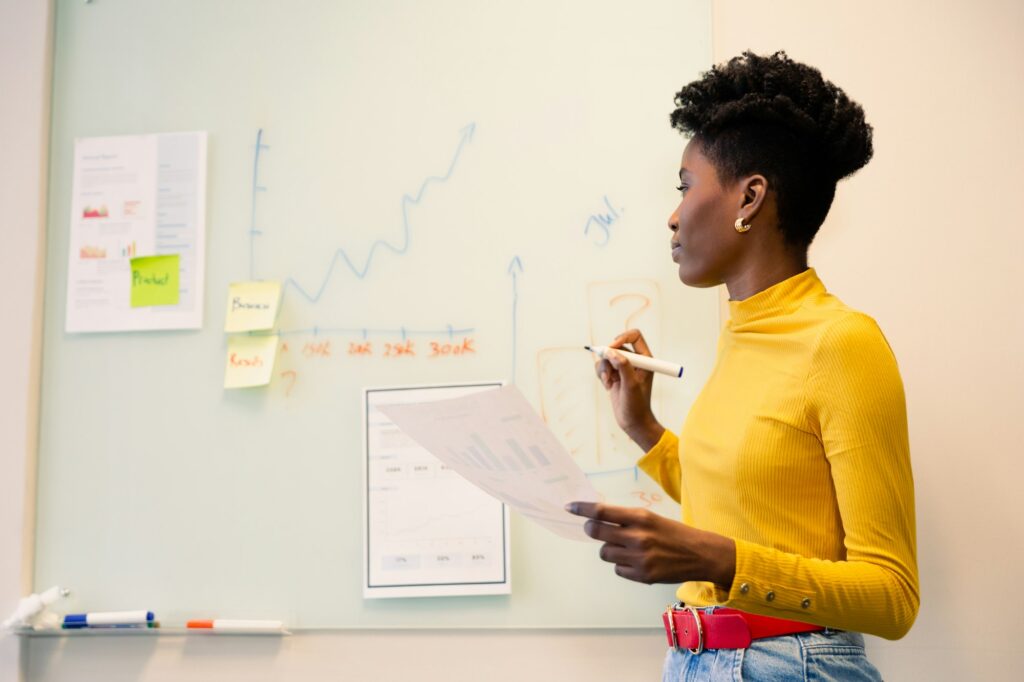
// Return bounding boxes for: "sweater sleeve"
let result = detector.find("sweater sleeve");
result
[636,428,682,504]
[721,313,920,640]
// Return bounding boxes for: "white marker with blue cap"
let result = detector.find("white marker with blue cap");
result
[62,610,154,628]
[585,345,684,378]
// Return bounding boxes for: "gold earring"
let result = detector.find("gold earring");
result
[734,218,751,233]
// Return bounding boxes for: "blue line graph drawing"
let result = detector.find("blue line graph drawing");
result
[249,124,476,303]
[246,124,479,338]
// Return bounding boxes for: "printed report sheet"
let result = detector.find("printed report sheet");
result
[65,132,207,332]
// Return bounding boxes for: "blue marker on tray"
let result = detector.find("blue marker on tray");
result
[63,610,155,628]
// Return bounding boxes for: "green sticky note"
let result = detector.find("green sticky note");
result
[130,255,180,307]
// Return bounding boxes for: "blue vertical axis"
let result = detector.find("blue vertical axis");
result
[249,129,270,280]
[507,256,524,382]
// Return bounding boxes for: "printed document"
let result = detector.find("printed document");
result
[365,383,511,598]
[65,132,207,332]
[378,384,599,541]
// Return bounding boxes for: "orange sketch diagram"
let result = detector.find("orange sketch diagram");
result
[537,280,678,517]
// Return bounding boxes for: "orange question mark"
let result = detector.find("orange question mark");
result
[609,293,651,335]
[279,369,297,397]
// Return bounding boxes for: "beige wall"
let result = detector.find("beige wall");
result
[5,1,1023,680]
[0,0,52,680]
[714,0,1024,679]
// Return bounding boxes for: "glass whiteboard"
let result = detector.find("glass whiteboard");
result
[35,0,716,628]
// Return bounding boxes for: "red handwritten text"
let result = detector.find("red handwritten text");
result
[302,340,332,358]
[229,353,263,368]
[384,340,416,357]
[630,490,663,509]
[429,337,476,357]
[348,341,373,356]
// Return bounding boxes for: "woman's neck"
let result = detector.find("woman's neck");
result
[725,251,808,301]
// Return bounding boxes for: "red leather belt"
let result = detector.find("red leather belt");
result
[662,604,824,654]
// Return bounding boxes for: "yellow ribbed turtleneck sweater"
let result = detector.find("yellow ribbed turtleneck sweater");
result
[638,268,919,640]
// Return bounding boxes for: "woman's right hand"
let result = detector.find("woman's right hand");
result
[594,329,666,451]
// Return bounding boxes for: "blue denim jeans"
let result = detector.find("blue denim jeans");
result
[661,610,883,681]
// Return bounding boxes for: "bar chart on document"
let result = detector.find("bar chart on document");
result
[364,384,511,598]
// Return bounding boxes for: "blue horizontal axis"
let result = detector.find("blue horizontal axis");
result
[251,325,475,340]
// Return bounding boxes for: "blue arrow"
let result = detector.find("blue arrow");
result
[507,256,524,381]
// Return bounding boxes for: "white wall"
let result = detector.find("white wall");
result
[713,1,1024,679]
[0,0,53,680]
[6,1,1024,680]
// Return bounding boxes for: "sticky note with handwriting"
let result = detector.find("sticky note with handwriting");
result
[224,334,279,389]
[224,281,282,332]
[130,255,180,307]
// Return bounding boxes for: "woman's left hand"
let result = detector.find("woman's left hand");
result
[565,501,737,589]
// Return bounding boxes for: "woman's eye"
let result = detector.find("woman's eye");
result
[675,185,688,195]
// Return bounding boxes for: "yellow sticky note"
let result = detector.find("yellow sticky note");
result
[130,255,180,307]
[224,335,279,389]
[224,281,282,332]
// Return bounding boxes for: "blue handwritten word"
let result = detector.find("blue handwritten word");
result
[583,195,624,247]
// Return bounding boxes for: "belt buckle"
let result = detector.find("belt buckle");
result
[664,603,704,655]
[664,603,680,651]
[684,605,705,655]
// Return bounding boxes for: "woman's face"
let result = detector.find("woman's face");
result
[668,140,745,288]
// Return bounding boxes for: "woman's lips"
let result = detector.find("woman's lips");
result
[671,244,683,261]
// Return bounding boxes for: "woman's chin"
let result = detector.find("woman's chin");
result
[677,263,718,289]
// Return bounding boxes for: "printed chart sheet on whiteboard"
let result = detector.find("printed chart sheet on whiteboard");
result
[65,132,207,332]
[364,383,511,599]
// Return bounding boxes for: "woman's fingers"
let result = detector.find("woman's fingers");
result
[604,349,645,387]
[593,328,655,390]
[566,501,648,526]
[610,328,654,358]
[593,357,617,388]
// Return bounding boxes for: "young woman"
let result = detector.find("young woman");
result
[567,51,918,681]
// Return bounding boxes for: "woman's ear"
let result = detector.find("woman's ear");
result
[737,174,768,223]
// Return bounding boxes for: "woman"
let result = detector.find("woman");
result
[567,51,918,680]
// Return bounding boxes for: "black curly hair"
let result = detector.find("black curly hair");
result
[670,51,873,248]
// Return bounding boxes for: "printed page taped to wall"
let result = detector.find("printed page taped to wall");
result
[378,385,599,541]
[65,132,207,332]
[364,383,512,599]
[224,281,282,332]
